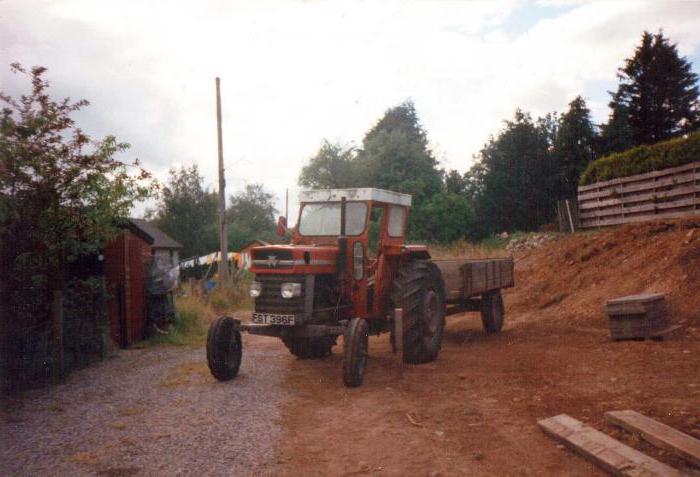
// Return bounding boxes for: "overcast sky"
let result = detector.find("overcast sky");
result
[2,0,700,222]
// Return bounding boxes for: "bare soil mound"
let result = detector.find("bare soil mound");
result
[508,218,700,330]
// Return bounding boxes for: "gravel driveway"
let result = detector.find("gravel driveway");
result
[1,335,287,476]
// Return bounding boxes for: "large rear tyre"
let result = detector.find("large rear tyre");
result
[281,336,336,359]
[343,318,369,388]
[390,260,446,364]
[206,316,242,381]
[480,290,505,334]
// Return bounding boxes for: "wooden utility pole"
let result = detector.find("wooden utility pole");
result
[285,188,289,219]
[215,77,229,284]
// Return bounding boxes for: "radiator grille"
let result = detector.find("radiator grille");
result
[254,274,305,314]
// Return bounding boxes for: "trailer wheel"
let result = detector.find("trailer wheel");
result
[480,290,505,333]
[281,336,336,359]
[206,316,242,381]
[391,260,446,364]
[343,317,369,387]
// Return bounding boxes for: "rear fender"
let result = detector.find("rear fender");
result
[401,245,431,261]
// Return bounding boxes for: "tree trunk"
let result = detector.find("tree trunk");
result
[0,259,7,396]
[50,249,66,382]
[52,288,64,381]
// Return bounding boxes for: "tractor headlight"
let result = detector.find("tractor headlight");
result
[280,282,302,299]
[249,281,262,298]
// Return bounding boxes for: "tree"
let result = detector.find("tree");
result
[148,165,218,259]
[610,31,699,146]
[227,184,277,250]
[471,110,556,234]
[553,96,596,198]
[444,169,468,195]
[0,63,153,378]
[411,192,476,243]
[299,140,359,189]
[597,97,634,156]
[358,100,443,204]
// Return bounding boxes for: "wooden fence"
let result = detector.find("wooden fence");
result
[577,161,700,228]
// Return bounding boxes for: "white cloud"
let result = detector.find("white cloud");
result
[1,0,699,222]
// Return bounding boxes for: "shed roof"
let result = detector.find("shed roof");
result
[239,239,270,251]
[129,219,183,250]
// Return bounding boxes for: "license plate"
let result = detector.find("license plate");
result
[252,312,296,325]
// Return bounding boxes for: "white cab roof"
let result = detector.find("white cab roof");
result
[299,188,412,206]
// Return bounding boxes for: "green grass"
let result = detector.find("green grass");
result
[149,275,252,347]
[149,295,210,346]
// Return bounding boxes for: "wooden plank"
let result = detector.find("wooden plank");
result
[620,173,699,195]
[579,209,700,229]
[606,293,665,306]
[580,198,699,220]
[605,410,700,468]
[579,185,699,211]
[538,414,685,476]
[578,161,700,192]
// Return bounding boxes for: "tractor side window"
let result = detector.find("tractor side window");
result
[368,206,384,256]
[388,206,406,237]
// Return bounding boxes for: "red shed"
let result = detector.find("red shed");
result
[103,224,153,348]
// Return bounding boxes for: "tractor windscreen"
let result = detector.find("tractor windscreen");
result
[298,202,367,236]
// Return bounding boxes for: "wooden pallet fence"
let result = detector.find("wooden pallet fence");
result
[577,161,700,228]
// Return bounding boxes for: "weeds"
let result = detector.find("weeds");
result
[149,296,209,346]
[429,238,510,259]
[150,275,250,347]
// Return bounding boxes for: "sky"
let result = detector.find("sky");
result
[2,0,700,223]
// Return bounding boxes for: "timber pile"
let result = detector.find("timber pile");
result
[538,414,684,476]
[539,411,700,476]
[604,293,671,340]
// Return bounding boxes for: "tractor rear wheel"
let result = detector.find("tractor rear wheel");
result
[343,317,369,387]
[390,260,446,364]
[206,316,242,381]
[281,336,336,359]
[480,290,505,333]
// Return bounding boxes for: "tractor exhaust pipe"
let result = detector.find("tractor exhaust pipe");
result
[337,196,347,277]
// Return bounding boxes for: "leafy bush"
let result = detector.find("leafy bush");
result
[580,132,700,185]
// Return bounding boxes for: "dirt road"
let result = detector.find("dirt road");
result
[276,314,699,476]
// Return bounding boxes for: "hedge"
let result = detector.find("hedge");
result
[579,131,700,186]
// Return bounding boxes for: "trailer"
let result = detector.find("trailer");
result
[434,257,514,333]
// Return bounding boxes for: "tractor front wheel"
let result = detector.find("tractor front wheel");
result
[480,290,505,334]
[343,318,369,387]
[206,316,242,381]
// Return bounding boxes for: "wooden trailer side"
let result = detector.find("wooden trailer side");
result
[462,258,514,297]
[433,258,514,302]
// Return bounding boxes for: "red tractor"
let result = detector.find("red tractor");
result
[207,188,513,387]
